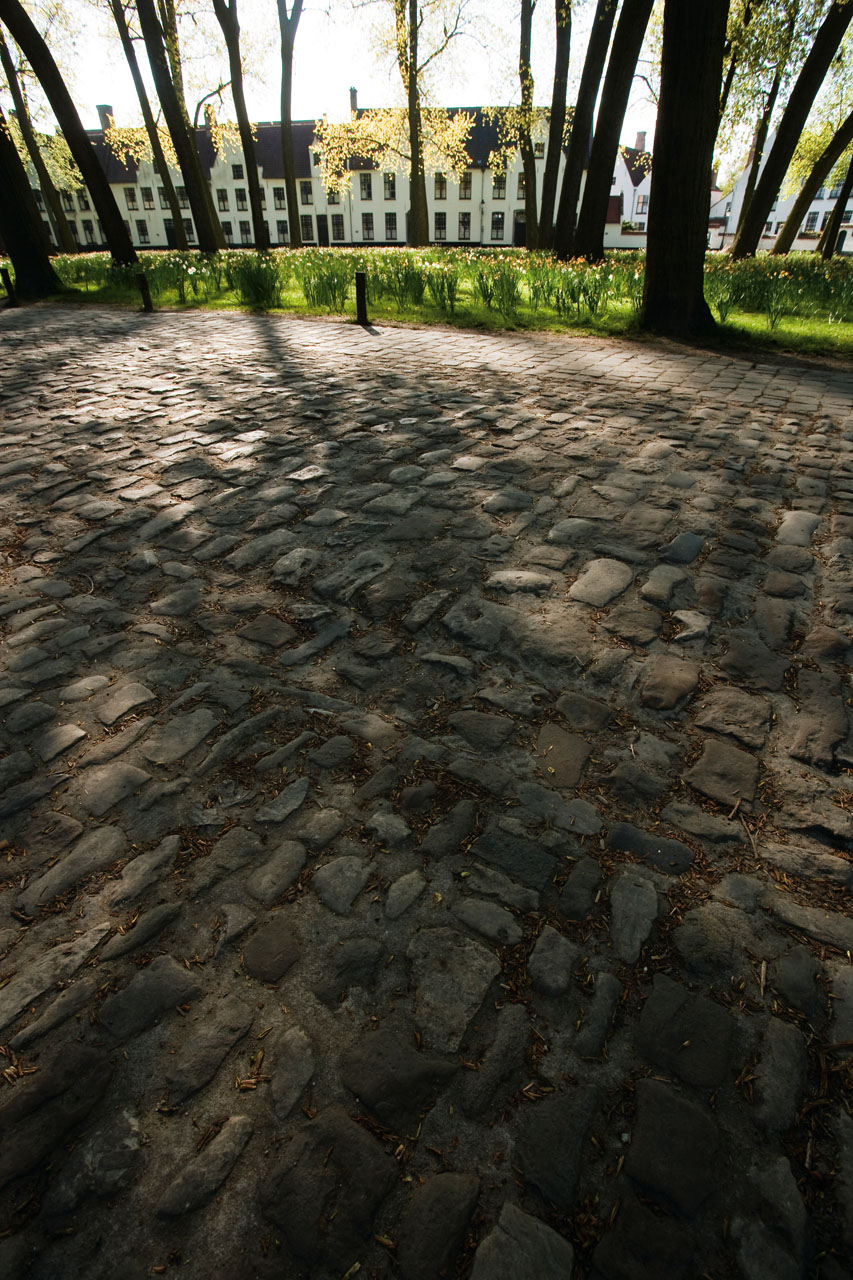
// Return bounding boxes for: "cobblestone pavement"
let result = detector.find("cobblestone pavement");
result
[1,306,853,1280]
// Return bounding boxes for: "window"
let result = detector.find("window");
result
[634,221,645,231]
[240,219,251,245]
[845,209,853,224]
[124,187,137,209]
[491,211,504,240]
[177,186,189,209]
[77,190,90,211]
[362,212,374,240]
[300,214,315,241]
[458,211,471,241]
[32,188,44,209]
[385,212,397,240]
[259,188,266,207]
[763,220,772,234]
[612,174,617,185]
[821,211,831,231]
[273,186,286,209]
[232,163,244,180]
[830,184,843,199]
[62,190,74,213]
[725,202,732,216]
[775,221,784,233]
[517,174,526,198]
[135,218,149,245]
[360,173,372,200]
[434,211,446,240]
[434,172,447,200]
[276,219,288,243]
[69,220,79,242]
[534,141,544,158]
[331,214,344,241]
[217,188,229,211]
[459,170,472,200]
[816,187,826,200]
[222,220,233,244]
[158,187,169,209]
[300,180,313,205]
[236,188,247,210]
[327,189,340,205]
[141,186,154,209]
[83,219,96,245]
[492,174,506,199]
[805,211,819,233]
[636,194,649,214]
[184,218,195,241]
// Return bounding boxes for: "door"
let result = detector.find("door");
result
[513,209,526,247]
[164,218,176,249]
[317,214,329,246]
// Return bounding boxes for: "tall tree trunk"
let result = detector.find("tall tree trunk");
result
[136,0,224,252]
[518,0,539,249]
[213,0,268,249]
[276,0,303,248]
[734,71,782,241]
[771,107,853,254]
[730,0,853,259]
[717,0,754,133]
[538,0,571,250]
[642,0,729,335]
[0,0,137,265]
[553,0,617,259]
[819,150,853,259]
[393,0,428,246]
[0,103,63,295]
[0,30,76,252]
[573,0,654,262]
[109,0,186,251]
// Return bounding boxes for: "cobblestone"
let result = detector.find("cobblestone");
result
[2,307,853,1276]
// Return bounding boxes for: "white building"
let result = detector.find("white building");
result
[32,104,655,254]
[709,137,853,253]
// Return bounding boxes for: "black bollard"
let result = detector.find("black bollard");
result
[1,267,19,307]
[355,270,368,325]
[136,271,154,313]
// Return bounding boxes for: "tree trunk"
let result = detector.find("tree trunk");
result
[213,0,268,249]
[518,0,539,249]
[734,71,782,242]
[0,0,137,265]
[771,107,853,254]
[717,0,753,132]
[573,0,654,262]
[277,0,303,248]
[136,0,224,252]
[109,0,187,251]
[538,0,571,250]
[730,0,853,259]
[0,30,76,252]
[394,0,428,246]
[819,150,853,259]
[641,0,729,336]
[0,104,63,295]
[553,0,617,260]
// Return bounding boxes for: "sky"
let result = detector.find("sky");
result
[53,0,658,148]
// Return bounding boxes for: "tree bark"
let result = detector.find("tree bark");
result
[572,0,654,262]
[819,150,853,259]
[393,0,428,246]
[717,0,754,132]
[276,0,303,248]
[0,0,137,265]
[641,0,729,336]
[213,0,268,249]
[730,0,853,259]
[0,103,63,295]
[136,0,224,252]
[0,30,76,252]
[734,69,782,242]
[771,107,853,254]
[108,0,187,251]
[538,0,571,250]
[518,0,539,249]
[553,0,617,259]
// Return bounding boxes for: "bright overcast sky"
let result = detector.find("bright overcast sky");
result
[27,1,658,147]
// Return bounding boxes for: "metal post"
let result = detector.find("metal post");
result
[355,270,368,325]
[136,271,154,313]
[1,267,19,307]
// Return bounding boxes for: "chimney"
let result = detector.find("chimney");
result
[634,130,646,153]
[96,104,114,131]
[350,86,358,115]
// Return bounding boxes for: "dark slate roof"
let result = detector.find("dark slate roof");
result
[621,145,651,188]
[84,120,317,183]
[86,132,138,183]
